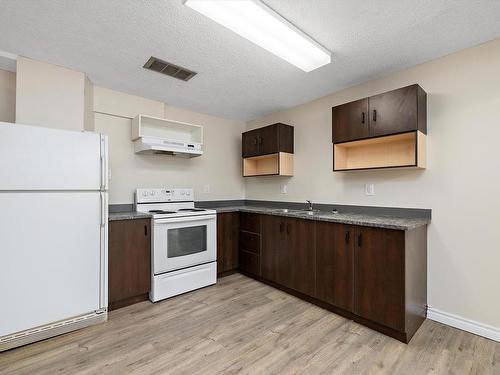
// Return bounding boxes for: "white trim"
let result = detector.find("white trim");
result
[427,307,500,342]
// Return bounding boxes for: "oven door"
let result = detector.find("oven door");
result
[153,214,216,274]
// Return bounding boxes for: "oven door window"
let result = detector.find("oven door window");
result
[167,225,207,258]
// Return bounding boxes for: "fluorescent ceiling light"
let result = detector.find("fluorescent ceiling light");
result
[184,0,331,72]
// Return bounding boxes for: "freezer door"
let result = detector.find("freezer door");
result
[0,192,105,337]
[0,122,105,191]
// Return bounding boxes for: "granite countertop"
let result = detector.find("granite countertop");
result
[210,205,429,231]
[109,211,152,221]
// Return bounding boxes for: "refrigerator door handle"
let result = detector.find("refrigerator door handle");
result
[100,192,108,226]
[100,135,108,191]
[99,192,108,308]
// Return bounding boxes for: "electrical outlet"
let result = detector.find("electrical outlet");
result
[203,185,210,194]
[281,184,287,194]
[365,183,375,196]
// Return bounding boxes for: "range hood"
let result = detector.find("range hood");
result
[134,136,202,157]
[131,115,203,158]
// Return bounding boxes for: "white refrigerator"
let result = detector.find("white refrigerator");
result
[0,122,108,351]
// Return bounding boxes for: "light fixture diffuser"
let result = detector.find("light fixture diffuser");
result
[184,0,331,72]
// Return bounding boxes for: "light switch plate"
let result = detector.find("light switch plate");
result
[365,183,375,196]
[203,185,210,194]
[281,184,287,194]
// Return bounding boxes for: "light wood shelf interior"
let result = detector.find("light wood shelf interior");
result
[334,131,426,171]
[243,152,293,177]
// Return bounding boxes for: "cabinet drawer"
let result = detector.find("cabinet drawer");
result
[240,213,261,233]
[239,250,261,276]
[240,231,260,254]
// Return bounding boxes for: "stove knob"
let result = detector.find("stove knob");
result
[186,191,191,196]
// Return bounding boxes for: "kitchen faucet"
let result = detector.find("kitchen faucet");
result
[306,200,313,211]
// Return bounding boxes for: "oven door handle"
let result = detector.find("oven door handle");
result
[154,215,216,224]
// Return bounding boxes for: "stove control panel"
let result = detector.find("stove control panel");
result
[136,188,193,203]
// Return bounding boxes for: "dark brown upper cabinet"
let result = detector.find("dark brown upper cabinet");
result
[242,123,294,177]
[332,84,427,143]
[332,98,369,143]
[369,85,427,137]
[242,123,293,157]
[242,129,260,158]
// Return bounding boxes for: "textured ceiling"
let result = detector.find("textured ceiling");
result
[0,0,499,121]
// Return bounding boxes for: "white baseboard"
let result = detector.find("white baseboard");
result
[427,307,500,342]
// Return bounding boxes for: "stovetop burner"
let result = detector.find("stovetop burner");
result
[149,210,176,214]
[177,208,206,212]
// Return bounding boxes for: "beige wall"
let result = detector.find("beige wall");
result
[246,38,500,330]
[0,68,15,122]
[94,86,246,204]
[16,56,91,131]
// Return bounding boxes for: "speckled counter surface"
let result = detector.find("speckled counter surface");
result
[108,211,152,221]
[210,206,429,231]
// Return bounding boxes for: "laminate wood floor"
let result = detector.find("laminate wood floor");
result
[1,274,499,375]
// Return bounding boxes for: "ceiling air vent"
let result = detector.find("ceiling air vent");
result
[143,56,197,81]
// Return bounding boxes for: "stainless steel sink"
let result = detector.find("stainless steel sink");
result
[291,209,320,216]
[270,208,338,216]
[270,208,291,213]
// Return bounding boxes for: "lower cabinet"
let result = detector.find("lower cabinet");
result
[315,221,354,312]
[261,216,315,296]
[108,218,151,310]
[254,213,427,343]
[233,212,426,342]
[315,222,427,342]
[354,226,405,331]
[289,218,315,296]
[216,212,239,276]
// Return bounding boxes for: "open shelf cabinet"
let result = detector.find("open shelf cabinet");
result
[243,152,293,177]
[131,114,203,144]
[334,131,426,171]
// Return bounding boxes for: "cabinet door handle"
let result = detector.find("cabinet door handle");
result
[258,137,263,145]
[286,224,290,235]
[145,225,148,237]
[372,109,377,122]
[357,233,362,247]
[361,112,365,124]
[253,137,258,145]
[279,222,284,233]
[345,231,350,244]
